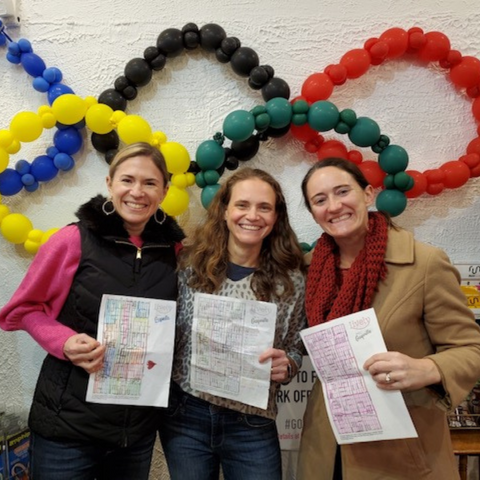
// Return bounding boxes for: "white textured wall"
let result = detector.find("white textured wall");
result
[1,0,480,477]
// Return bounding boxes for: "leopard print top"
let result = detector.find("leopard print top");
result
[171,267,306,419]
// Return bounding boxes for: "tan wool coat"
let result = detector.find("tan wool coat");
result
[297,227,480,480]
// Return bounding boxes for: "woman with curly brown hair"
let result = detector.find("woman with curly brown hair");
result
[159,167,306,480]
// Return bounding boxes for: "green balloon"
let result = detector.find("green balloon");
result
[376,189,407,217]
[393,171,412,190]
[340,108,357,126]
[265,97,293,128]
[195,140,225,170]
[195,171,206,188]
[255,113,271,131]
[292,99,309,114]
[379,145,409,174]
[307,101,340,132]
[251,105,267,116]
[204,169,220,185]
[292,113,308,126]
[201,184,221,209]
[383,174,395,189]
[348,117,381,147]
[334,121,350,134]
[223,110,255,142]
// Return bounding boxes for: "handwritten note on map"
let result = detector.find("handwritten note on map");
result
[86,294,176,407]
[191,292,277,410]
[300,308,417,444]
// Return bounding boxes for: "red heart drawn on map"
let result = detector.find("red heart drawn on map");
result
[147,360,156,370]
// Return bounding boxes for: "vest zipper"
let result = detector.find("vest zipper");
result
[135,248,142,274]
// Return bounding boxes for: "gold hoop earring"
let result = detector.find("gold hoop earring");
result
[154,207,166,225]
[102,199,115,215]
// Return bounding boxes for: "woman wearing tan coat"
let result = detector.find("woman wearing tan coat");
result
[297,158,480,480]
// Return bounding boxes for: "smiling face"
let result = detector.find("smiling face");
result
[106,155,168,236]
[224,178,277,257]
[305,166,375,243]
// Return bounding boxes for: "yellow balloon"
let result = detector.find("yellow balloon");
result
[24,239,41,255]
[161,186,189,217]
[52,94,87,125]
[41,228,60,244]
[171,174,188,189]
[0,130,14,148]
[27,228,44,243]
[6,139,20,154]
[41,113,57,129]
[0,148,9,173]
[85,103,115,134]
[1,213,33,244]
[160,142,191,175]
[10,112,43,142]
[185,172,196,187]
[117,115,152,144]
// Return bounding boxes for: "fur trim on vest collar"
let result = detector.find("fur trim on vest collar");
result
[75,195,185,244]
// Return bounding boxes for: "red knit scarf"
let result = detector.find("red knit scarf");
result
[305,212,389,327]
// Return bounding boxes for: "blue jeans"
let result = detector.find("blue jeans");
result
[158,385,282,480]
[29,431,156,480]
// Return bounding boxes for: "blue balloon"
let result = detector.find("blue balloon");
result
[31,155,58,182]
[7,41,21,56]
[0,169,24,196]
[43,67,63,84]
[6,52,21,64]
[54,127,83,155]
[17,38,32,53]
[47,83,74,105]
[33,76,50,93]
[25,182,39,192]
[15,159,31,175]
[21,173,36,186]
[54,153,74,171]
[21,52,46,77]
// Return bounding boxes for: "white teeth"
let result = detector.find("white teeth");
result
[240,224,261,231]
[126,202,146,210]
[330,214,350,224]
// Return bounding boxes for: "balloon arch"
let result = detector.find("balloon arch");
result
[0,22,480,254]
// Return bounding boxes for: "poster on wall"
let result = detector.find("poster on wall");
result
[276,356,316,450]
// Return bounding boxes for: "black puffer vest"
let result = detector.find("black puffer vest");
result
[29,195,185,448]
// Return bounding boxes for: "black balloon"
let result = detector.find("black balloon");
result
[98,88,127,111]
[231,135,260,161]
[261,77,290,101]
[199,23,226,52]
[261,64,275,78]
[124,58,152,87]
[248,66,269,89]
[105,149,118,165]
[91,131,119,154]
[144,46,160,62]
[122,85,138,100]
[216,164,226,177]
[221,37,241,56]
[114,76,130,92]
[215,49,231,64]
[183,31,199,50]
[188,161,201,174]
[149,54,167,71]
[230,47,259,77]
[157,28,184,57]
[264,124,291,139]
[224,155,239,170]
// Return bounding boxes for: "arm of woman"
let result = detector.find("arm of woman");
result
[0,225,82,360]
[365,247,480,407]
[259,272,307,384]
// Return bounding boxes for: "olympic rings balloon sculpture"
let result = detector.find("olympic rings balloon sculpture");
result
[1,22,480,255]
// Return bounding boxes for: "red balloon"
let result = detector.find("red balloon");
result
[358,160,385,188]
[467,137,480,155]
[379,27,408,58]
[450,56,480,89]
[440,160,471,188]
[301,73,334,103]
[460,153,480,169]
[347,150,363,164]
[339,49,371,79]
[290,123,319,143]
[369,40,389,65]
[316,140,348,160]
[405,170,427,198]
[417,31,450,62]
[326,64,347,85]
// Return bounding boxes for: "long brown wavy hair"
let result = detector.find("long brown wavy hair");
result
[180,168,305,301]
